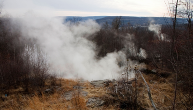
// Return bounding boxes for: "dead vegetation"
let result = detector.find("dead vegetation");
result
[0,79,86,110]
[1,1,193,109]
[0,68,192,110]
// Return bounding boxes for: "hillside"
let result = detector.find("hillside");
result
[96,16,187,26]
[0,72,188,110]
[62,16,187,26]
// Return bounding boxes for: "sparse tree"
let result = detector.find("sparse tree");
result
[112,16,122,30]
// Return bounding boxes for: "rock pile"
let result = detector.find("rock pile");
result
[86,97,105,108]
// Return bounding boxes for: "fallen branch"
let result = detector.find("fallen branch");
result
[136,70,158,110]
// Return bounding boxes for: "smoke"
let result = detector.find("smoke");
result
[116,34,147,79]
[148,23,161,36]
[117,50,146,79]
[122,34,147,59]
[148,22,167,41]
[138,48,147,59]
[9,12,126,80]
[4,11,150,81]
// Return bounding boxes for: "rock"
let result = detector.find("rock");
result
[56,87,63,92]
[103,79,112,83]
[73,86,84,89]
[90,79,115,87]
[152,69,157,73]
[112,79,116,82]
[78,79,86,84]
[81,90,88,97]
[63,91,73,101]
[149,80,154,84]
[141,69,157,74]
[90,80,105,87]
[44,88,54,94]
[63,90,88,101]
[86,97,105,107]
[103,79,112,87]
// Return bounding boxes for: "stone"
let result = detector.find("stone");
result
[63,90,88,101]
[90,80,105,87]
[152,69,157,73]
[63,91,73,101]
[44,88,54,94]
[86,97,105,107]
[81,90,88,97]
[56,87,63,92]
[103,79,112,87]
[103,79,112,83]
[112,79,116,82]
[78,79,86,84]
[73,86,84,89]
[90,79,115,87]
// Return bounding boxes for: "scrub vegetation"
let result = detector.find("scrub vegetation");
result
[0,0,193,109]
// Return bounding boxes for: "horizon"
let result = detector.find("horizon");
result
[57,15,169,17]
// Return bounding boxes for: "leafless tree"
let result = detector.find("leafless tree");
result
[112,16,122,30]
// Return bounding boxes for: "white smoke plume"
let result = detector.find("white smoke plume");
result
[148,22,168,41]
[138,48,147,59]
[9,12,125,81]
[117,34,147,79]
[122,34,147,59]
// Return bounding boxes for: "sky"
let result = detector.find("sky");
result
[1,0,171,17]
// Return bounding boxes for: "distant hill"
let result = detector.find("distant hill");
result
[61,16,187,26]
[63,16,106,22]
[96,16,187,26]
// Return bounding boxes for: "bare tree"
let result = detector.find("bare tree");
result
[112,16,122,30]
[167,0,193,109]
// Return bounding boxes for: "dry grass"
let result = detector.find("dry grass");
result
[0,78,118,110]
[83,81,108,98]
[25,92,87,110]
[58,79,78,92]
[2,74,188,110]
[0,79,86,110]
[71,95,87,110]
[136,72,189,110]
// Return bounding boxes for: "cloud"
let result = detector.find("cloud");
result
[54,11,148,16]
[2,0,55,17]
[2,0,168,17]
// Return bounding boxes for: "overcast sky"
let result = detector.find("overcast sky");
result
[1,0,171,17]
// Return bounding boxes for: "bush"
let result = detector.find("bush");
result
[0,18,56,94]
